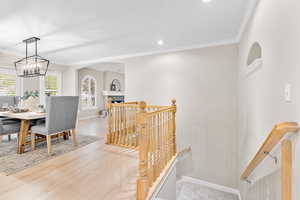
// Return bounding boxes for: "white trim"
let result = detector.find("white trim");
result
[236,0,259,42]
[72,39,238,67]
[149,158,178,200]
[80,75,97,110]
[180,176,242,200]
[242,58,263,79]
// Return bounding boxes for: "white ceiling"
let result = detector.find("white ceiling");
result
[0,0,255,66]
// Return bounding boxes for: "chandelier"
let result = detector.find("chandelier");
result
[14,37,49,78]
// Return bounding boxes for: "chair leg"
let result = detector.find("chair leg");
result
[31,133,36,150]
[57,133,61,143]
[71,129,78,146]
[63,131,69,140]
[46,135,52,156]
[8,135,11,142]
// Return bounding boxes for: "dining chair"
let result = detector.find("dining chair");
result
[0,119,20,143]
[0,96,18,107]
[30,96,79,155]
[0,96,21,142]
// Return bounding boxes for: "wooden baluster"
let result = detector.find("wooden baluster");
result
[161,112,166,168]
[137,101,149,200]
[106,98,112,144]
[148,116,154,187]
[282,139,292,200]
[121,106,125,146]
[129,108,133,147]
[153,114,159,180]
[123,106,127,146]
[112,107,116,144]
[168,111,173,160]
[164,111,169,164]
[114,107,118,145]
[159,112,163,175]
[135,107,138,148]
[171,99,177,155]
[125,107,128,147]
[117,106,121,145]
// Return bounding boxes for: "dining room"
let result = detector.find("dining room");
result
[0,47,104,176]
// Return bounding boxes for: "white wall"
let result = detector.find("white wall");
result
[62,67,78,96]
[122,45,238,188]
[238,0,300,199]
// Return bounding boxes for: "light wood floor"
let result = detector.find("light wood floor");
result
[0,118,138,200]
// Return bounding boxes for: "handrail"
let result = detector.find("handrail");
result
[241,122,299,180]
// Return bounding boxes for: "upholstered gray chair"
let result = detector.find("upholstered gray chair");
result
[0,96,20,141]
[0,120,20,143]
[30,96,79,155]
[0,96,18,107]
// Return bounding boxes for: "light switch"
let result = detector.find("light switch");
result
[284,83,291,102]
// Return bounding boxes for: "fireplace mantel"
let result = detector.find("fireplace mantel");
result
[102,91,125,96]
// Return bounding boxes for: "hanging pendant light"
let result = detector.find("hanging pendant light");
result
[14,37,49,78]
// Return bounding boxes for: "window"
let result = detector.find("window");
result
[0,70,17,96]
[45,75,58,96]
[81,75,96,109]
[39,71,62,105]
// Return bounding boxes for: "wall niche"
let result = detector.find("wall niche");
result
[243,42,263,78]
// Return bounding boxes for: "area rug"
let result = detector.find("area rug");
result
[0,135,101,176]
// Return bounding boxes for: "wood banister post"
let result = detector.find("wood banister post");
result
[282,139,292,200]
[137,101,149,200]
[106,98,113,144]
[171,99,177,155]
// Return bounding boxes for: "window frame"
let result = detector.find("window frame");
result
[39,71,62,105]
[80,75,97,110]
[0,67,22,96]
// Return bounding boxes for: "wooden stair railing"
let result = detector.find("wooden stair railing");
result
[241,122,299,200]
[106,99,177,200]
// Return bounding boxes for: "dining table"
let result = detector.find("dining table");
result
[0,111,45,154]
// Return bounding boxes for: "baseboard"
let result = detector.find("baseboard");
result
[180,176,242,200]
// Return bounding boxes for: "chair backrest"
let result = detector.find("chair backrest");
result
[45,96,79,134]
[0,96,18,107]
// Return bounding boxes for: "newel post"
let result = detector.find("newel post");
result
[137,101,149,200]
[171,99,177,155]
[282,139,292,200]
[106,98,113,144]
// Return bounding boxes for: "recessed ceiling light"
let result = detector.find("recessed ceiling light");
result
[202,0,211,3]
[157,40,164,46]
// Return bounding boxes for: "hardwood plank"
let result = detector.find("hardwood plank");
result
[0,141,138,200]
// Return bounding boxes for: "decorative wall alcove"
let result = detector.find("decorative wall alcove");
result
[243,42,263,78]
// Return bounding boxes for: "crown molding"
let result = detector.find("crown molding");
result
[236,0,259,42]
[71,39,238,67]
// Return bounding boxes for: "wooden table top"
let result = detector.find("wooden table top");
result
[0,111,45,120]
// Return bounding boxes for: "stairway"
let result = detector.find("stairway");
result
[177,180,239,200]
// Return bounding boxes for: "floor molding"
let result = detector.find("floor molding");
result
[180,176,242,200]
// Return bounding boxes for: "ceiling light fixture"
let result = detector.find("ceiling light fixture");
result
[157,40,164,46]
[202,0,212,3]
[14,37,49,78]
